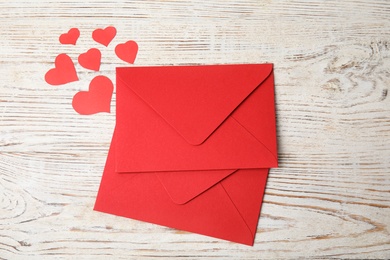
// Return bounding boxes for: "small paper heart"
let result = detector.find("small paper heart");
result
[92,26,116,47]
[115,41,138,64]
[72,75,113,115]
[59,28,80,45]
[45,54,78,85]
[78,48,101,71]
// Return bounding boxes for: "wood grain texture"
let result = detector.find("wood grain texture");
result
[1,0,390,259]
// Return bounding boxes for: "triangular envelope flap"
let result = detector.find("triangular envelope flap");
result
[155,169,236,205]
[221,168,269,240]
[117,64,273,145]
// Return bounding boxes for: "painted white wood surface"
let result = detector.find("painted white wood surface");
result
[1,0,389,259]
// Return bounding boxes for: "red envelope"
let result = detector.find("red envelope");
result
[94,64,278,245]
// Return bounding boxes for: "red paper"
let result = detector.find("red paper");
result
[72,75,113,115]
[95,137,269,245]
[94,64,278,245]
[115,64,277,172]
[78,48,101,71]
[115,41,138,64]
[92,26,116,47]
[45,53,78,85]
[59,28,80,45]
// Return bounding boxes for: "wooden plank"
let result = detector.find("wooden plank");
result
[1,0,389,258]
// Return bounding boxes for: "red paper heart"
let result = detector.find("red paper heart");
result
[45,54,78,85]
[92,26,116,47]
[59,28,80,45]
[72,75,113,115]
[115,41,138,64]
[78,48,101,71]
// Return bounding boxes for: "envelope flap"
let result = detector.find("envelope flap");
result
[155,170,236,205]
[117,64,273,145]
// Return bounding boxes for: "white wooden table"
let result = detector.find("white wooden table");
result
[1,1,389,259]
